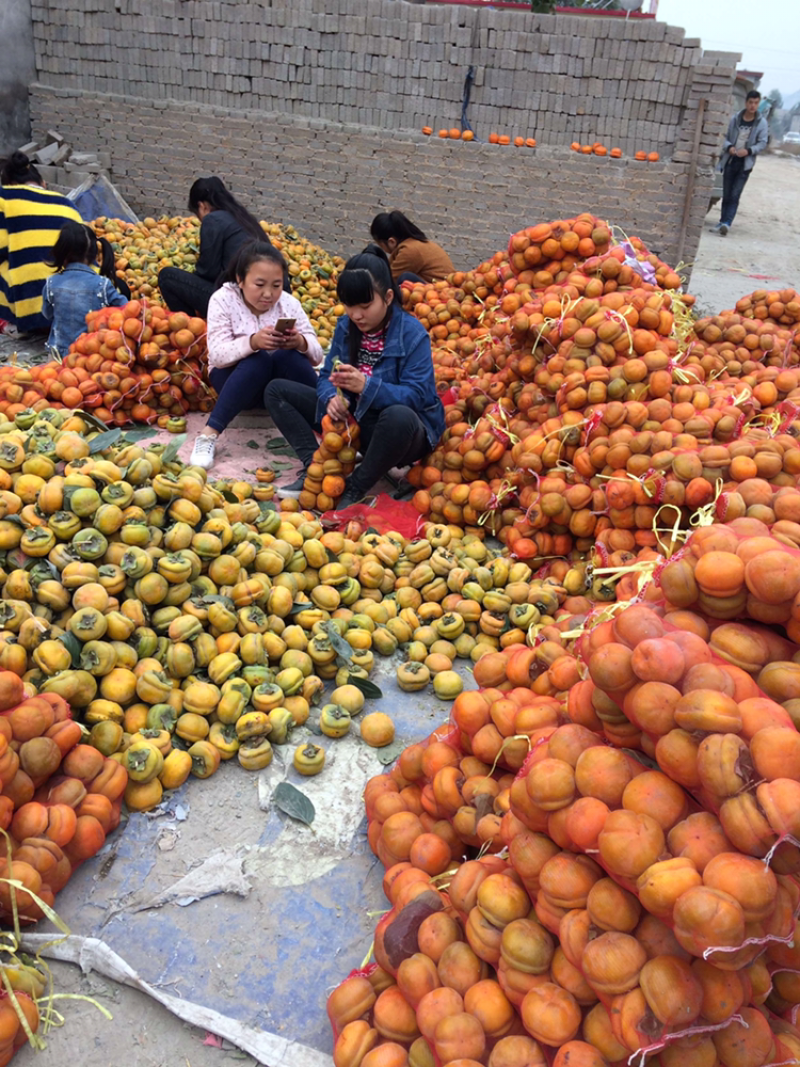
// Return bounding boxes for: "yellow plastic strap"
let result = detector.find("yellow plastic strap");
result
[689,479,725,529]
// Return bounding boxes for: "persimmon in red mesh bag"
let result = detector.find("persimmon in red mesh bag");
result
[321,493,426,539]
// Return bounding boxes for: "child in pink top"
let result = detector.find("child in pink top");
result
[189,242,323,470]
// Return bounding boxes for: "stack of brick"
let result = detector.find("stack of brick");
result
[17,129,112,191]
[25,0,741,274]
[28,0,738,159]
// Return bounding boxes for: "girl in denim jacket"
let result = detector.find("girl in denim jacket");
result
[266,244,444,509]
[42,221,127,357]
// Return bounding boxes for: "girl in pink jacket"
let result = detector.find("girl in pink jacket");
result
[189,242,323,470]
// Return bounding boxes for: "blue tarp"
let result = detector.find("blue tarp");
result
[67,175,139,224]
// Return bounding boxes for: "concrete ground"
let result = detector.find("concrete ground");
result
[5,152,800,1067]
[689,151,800,316]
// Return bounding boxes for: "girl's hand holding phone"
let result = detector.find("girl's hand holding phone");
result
[250,325,307,353]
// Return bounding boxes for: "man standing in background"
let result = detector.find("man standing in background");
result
[714,90,769,236]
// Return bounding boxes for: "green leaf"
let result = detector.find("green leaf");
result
[22,557,55,578]
[273,782,315,826]
[79,411,112,434]
[58,632,82,668]
[161,433,187,465]
[376,740,405,766]
[258,501,277,514]
[287,600,310,615]
[246,440,261,450]
[221,490,239,504]
[345,676,383,700]
[0,515,25,527]
[263,437,296,456]
[322,621,355,663]
[122,428,158,442]
[88,428,123,454]
[200,595,236,610]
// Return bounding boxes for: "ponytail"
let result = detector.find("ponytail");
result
[1,151,42,187]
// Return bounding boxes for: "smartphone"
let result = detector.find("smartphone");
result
[274,317,296,334]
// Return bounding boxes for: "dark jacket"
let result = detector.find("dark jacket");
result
[194,210,256,282]
[718,110,769,173]
[316,307,445,450]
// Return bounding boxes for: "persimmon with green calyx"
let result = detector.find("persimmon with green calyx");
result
[124,740,164,783]
[267,707,294,744]
[320,704,352,738]
[208,721,240,759]
[397,661,431,692]
[188,740,221,779]
[294,742,325,776]
[238,736,274,771]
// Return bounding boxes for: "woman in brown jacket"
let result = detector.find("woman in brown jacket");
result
[370,210,454,284]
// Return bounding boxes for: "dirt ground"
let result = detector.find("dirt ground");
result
[4,152,800,1067]
[689,151,800,315]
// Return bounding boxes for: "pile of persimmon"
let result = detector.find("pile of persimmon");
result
[332,668,800,1066]
[406,273,800,560]
[397,209,800,558]
[298,415,360,512]
[0,299,211,427]
[0,669,126,927]
[656,509,800,637]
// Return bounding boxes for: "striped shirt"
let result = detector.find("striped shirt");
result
[357,328,387,377]
[0,184,82,331]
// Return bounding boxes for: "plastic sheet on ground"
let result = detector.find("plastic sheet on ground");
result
[67,175,139,224]
[24,654,476,1062]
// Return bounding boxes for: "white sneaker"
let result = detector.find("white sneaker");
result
[189,433,217,470]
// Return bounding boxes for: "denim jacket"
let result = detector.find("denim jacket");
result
[42,263,127,356]
[316,307,445,449]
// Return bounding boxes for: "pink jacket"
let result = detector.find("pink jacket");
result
[206,283,324,370]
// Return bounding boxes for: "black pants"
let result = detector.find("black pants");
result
[263,380,429,492]
[158,267,215,317]
[207,351,318,433]
[720,158,751,226]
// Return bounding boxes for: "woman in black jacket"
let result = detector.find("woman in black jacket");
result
[158,177,272,317]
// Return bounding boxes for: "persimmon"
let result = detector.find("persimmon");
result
[520,982,581,1046]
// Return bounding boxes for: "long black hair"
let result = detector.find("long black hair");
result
[188,176,265,244]
[337,244,402,363]
[49,221,96,270]
[1,151,42,187]
[97,236,131,298]
[220,240,288,288]
[370,210,428,246]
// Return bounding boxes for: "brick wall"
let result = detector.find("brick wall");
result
[27,0,739,271]
[30,83,710,270]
